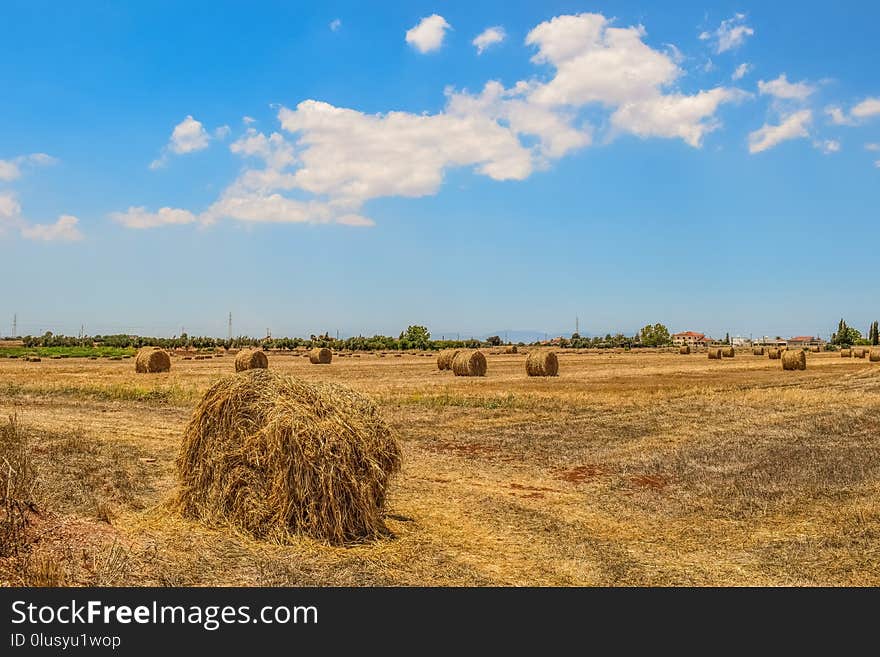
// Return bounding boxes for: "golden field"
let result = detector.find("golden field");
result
[1,348,879,586]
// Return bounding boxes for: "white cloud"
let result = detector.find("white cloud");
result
[0,153,58,181]
[0,192,21,219]
[405,15,450,53]
[214,125,231,139]
[852,97,880,119]
[169,115,210,154]
[824,97,880,126]
[329,18,341,32]
[865,143,880,151]
[473,26,505,54]
[110,206,198,229]
[732,63,751,81]
[701,13,754,54]
[748,110,812,153]
[758,74,815,101]
[243,116,256,125]
[115,12,749,230]
[150,115,216,169]
[875,160,880,168]
[825,106,853,126]
[813,139,840,154]
[20,214,83,241]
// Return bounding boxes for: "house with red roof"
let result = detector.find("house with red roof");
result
[672,331,711,347]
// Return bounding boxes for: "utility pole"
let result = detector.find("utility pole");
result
[336,329,339,341]
[12,313,16,338]
[576,316,579,335]
[228,312,232,341]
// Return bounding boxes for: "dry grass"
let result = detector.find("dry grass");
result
[175,370,401,545]
[1,349,880,585]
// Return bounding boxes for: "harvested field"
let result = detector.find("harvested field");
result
[2,349,879,586]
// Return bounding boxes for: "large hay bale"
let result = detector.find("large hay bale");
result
[436,349,461,371]
[810,346,821,353]
[870,349,880,363]
[679,345,691,355]
[708,348,722,360]
[840,349,852,358]
[309,348,332,364]
[768,348,782,359]
[503,345,518,354]
[452,350,487,377]
[175,370,401,545]
[753,347,764,356]
[135,347,170,373]
[721,346,735,358]
[526,350,558,376]
[782,349,806,370]
[853,348,867,359]
[235,349,268,372]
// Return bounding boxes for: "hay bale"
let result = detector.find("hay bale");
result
[768,348,782,359]
[853,348,867,359]
[436,349,461,371]
[679,345,691,355]
[503,345,518,354]
[810,346,820,353]
[135,348,170,373]
[708,348,722,360]
[721,346,735,358]
[235,349,268,372]
[526,350,558,377]
[309,348,332,364]
[175,370,401,545]
[870,349,880,363]
[753,347,764,356]
[452,350,487,377]
[840,349,852,358]
[26,355,41,362]
[782,349,806,370]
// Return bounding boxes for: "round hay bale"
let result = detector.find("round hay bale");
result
[840,349,852,358]
[810,346,821,353]
[436,349,461,371]
[175,370,401,545]
[753,347,765,356]
[526,350,558,376]
[135,347,171,373]
[708,348,722,360]
[26,355,41,362]
[869,349,880,363]
[503,345,518,354]
[309,348,332,364]
[721,346,735,358]
[782,349,806,371]
[235,349,268,372]
[679,345,691,355]
[452,350,487,377]
[853,348,867,359]
[768,348,782,359]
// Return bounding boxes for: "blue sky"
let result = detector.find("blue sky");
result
[1,1,878,340]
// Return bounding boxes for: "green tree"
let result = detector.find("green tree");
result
[486,335,502,346]
[401,325,431,349]
[638,323,671,347]
[832,319,862,346]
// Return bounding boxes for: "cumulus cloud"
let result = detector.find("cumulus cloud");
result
[150,115,222,169]
[700,13,754,54]
[114,12,750,230]
[0,153,57,181]
[0,192,21,219]
[824,97,880,126]
[405,15,450,53]
[758,74,815,101]
[748,109,812,153]
[20,214,83,241]
[732,63,751,81]
[813,139,841,154]
[865,143,880,152]
[473,26,505,54]
[110,206,198,229]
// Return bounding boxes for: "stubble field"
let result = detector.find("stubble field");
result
[1,348,878,586]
